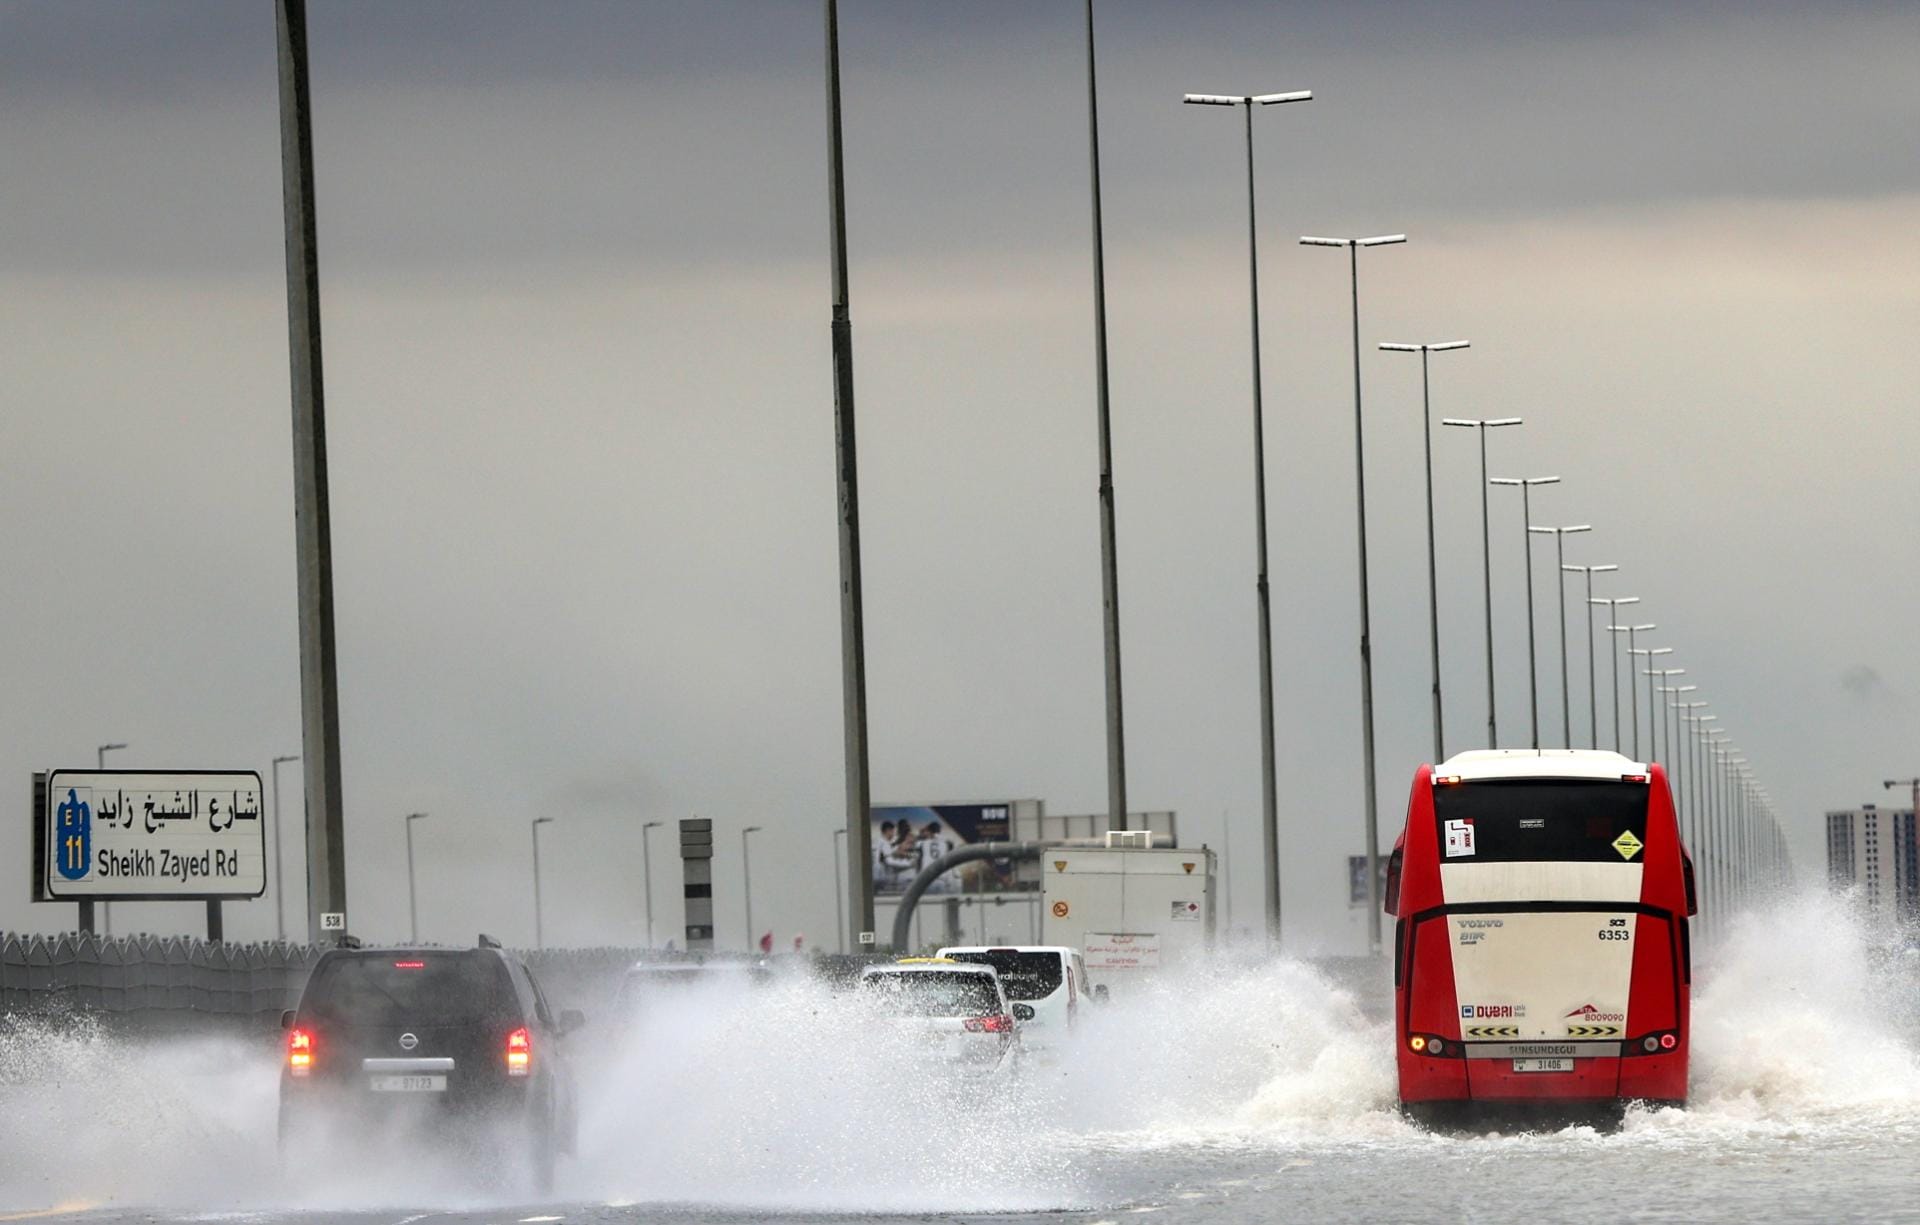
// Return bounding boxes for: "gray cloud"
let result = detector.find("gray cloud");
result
[2,1,1916,951]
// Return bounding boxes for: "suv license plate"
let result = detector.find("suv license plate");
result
[371,1074,446,1092]
[1512,1058,1573,1073]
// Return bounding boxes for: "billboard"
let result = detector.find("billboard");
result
[871,803,1016,896]
[37,770,267,901]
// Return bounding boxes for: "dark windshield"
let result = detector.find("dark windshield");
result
[1433,780,1650,863]
[941,951,1062,1001]
[302,953,513,1026]
[859,971,1001,1017]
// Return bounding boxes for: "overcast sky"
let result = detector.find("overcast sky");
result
[4,0,1917,954]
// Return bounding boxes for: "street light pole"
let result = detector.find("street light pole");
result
[1672,701,1706,845]
[641,820,663,949]
[742,825,764,953]
[95,743,127,938]
[1084,0,1129,832]
[1563,566,1617,748]
[271,754,300,942]
[1490,477,1560,749]
[1630,646,1673,757]
[531,817,554,950]
[404,812,427,943]
[1382,340,1471,762]
[823,0,875,953]
[1184,86,1311,950]
[1442,417,1522,748]
[832,827,848,954]
[1590,597,1639,751]
[1529,525,1591,748]
[1607,621,1656,758]
[1645,667,1685,762]
[1301,231,1407,955]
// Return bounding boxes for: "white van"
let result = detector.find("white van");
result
[935,946,1089,1042]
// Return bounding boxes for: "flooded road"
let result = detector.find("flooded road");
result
[3,893,1915,1223]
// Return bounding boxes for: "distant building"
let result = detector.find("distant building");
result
[1825,805,1919,923]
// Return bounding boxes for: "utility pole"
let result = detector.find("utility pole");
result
[1085,0,1130,831]
[276,0,348,947]
[1181,85,1311,949]
[824,0,875,952]
[641,820,663,948]
[1381,341,1472,763]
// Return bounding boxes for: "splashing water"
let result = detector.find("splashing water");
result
[1,889,1915,1217]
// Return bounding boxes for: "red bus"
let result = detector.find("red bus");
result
[1386,749,1697,1123]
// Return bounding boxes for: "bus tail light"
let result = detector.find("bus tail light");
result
[506,1026,532,1076]
[1628,1030,1679,1056]
[1434,775,1463,786]
[288,1027,314,1076]
[1408,1034,1461,1059]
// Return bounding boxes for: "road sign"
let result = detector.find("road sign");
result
[38,770,267,901]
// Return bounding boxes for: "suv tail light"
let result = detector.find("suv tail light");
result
[506,1026,532,1076]
[288,1027,314,1076]
[963,1014,1013,1034]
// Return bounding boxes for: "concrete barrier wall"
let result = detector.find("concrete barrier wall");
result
[0,933,654,1032]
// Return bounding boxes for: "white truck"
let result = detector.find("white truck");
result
[1039,834,1216,987]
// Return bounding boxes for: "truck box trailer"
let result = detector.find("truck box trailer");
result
[1040,838,1215,986]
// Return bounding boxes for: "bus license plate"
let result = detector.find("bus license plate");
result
[1512,1058,1572,1073]
[371,1074,446,1092]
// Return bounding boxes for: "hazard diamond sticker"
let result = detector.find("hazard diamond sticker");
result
[1611,830,1643,860]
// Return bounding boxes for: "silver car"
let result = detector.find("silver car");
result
[857,961,1028,1072]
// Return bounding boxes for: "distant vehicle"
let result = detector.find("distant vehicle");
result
[614,957,772,1021]
[1387,750,1696,1124]
[934,946,1089,1042]
[857,961,1027,1072]
[1039,835,1216,989]
[279,937,583,1191]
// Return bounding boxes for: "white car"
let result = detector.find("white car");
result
[857,960,1024,1072]
[935,946,1089,1045]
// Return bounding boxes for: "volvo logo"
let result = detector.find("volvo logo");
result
[398,1032,419,1051]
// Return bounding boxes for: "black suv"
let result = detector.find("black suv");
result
[279,938,582,1191]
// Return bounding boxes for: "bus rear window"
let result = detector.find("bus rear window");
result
[1433,780,1648,863]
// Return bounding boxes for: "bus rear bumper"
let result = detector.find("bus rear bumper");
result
[1398,1051,1687,1106]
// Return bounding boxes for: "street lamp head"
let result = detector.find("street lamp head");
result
[1429,340,1471,351]
[744,825,764,834]
[533,817,554,828]
[1592,564,1619,573]
[643,820,664,830]
[1253,89,1313,104]
[1633,623,1657,632]
[1358,234,1408,246]
[1379,343,1422,352]
[406,811,428,821]
[1489,477,1523,486]
[99,742,127,753]
[1562,525,1593,534]
[1486,418,1523,427]
[1182,93,1243,106]
[273,753,300,765]
[1299,236,1351,247]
